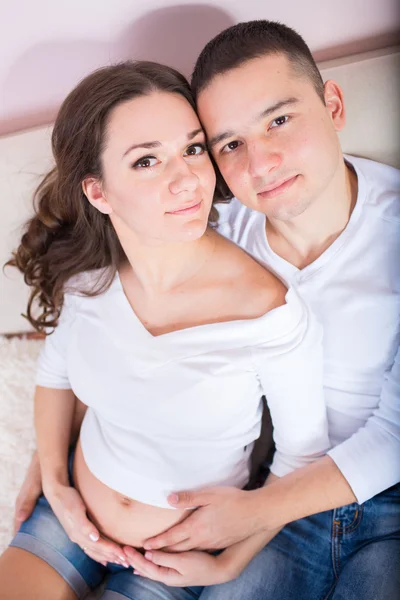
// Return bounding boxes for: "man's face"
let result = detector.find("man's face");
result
[197,53,345,221]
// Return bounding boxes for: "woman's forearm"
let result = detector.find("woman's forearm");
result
[34,385,76,492]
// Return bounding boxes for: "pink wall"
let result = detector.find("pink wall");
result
[1,0,399,137]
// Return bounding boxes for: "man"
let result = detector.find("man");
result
[14,20,400,599]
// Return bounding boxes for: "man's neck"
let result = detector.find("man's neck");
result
[266,162,358,270]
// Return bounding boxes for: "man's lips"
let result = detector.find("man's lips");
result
[257,175,298,199]
[167,200,202,215]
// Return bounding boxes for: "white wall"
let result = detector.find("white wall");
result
[1,0,399,136]
[1,47,399,334]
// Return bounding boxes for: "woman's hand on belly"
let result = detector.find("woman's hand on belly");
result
[73,439,194,548]
[44,481,130,567]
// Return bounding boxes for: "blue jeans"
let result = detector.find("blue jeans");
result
[9,450,202,599]
[10,460,399,599]
[200,482,400,600]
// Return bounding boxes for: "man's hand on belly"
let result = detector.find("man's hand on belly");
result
[143,486,265,551]
[123,546,232,587]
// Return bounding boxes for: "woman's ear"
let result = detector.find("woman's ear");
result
[82,177,112,215]
[324,80,346,132]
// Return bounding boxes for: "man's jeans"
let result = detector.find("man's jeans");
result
[200,482,400,600]
[96,482,399,599]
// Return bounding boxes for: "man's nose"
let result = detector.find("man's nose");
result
[247,139,282,178]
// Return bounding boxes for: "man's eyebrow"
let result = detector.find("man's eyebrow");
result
[208,98,299,149]
[123,128,204,157]
[256,97,299,121]
[208,130,235,150]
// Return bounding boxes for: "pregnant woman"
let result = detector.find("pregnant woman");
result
[0,61,329,600]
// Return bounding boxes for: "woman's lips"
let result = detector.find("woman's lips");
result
[167,200,202,215]
[257,175,298,199]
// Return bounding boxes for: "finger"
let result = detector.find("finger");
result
[61,493,100,544]
[123,547,149,572]
[143,522,189,550]
[145,550,184,570]
[73,515,100,543]
[98,539,129,564]
[125,549,179,583]
[74,536,128,566]
[13,510,29,535]
[124,547,174,578]
[80,543,129,567]
[13,487,42,533]
[167,490,211,509]
[83,549,109,565]
[163,540,195,552]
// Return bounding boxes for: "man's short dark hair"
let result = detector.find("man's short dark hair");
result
[191,20,325,103]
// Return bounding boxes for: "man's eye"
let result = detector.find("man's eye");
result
[133,156,158,169]
[221,140,242,154]
[270,115,289,128]
[184,143,206,156]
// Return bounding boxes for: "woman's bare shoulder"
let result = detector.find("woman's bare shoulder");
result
[214,233,287,318]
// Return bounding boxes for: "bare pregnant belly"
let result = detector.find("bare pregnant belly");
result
[73,438,193,547]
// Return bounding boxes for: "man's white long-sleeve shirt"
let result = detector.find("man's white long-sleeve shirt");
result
[217,155,400,504]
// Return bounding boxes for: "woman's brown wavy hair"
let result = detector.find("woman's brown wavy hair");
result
[6,61,229,333]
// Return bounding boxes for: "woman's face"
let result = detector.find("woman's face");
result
[88,91,216,246]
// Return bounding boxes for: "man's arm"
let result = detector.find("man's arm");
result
[123,474,283,587]
[145,346,400,551]
[327,344,400,504]
[253,454,356,530]
[144,454,355,552]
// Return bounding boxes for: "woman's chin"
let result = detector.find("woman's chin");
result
[170,217,210,242]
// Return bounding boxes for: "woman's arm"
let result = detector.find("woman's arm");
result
[34,386,76,491]
[33,386,129,565]
[14,395,87,532]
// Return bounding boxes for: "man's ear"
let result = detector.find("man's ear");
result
[82,177,112,215]
[324,80,346,132]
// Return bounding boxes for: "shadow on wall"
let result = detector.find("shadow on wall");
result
[313,29,400,62]
[1,4,235,137]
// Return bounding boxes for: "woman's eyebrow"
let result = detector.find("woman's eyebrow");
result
[123,128,204,157]
[187,127,204,140]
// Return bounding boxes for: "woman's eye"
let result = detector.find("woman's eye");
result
[221,140,242,154]
[270,115,289,128]
[184,143,206,156]
[133,156,158,169]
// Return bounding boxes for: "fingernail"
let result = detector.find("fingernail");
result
[119,555,126,562]
[144,551,153,561]
[89,532,99,542]
[168,493,179,504]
